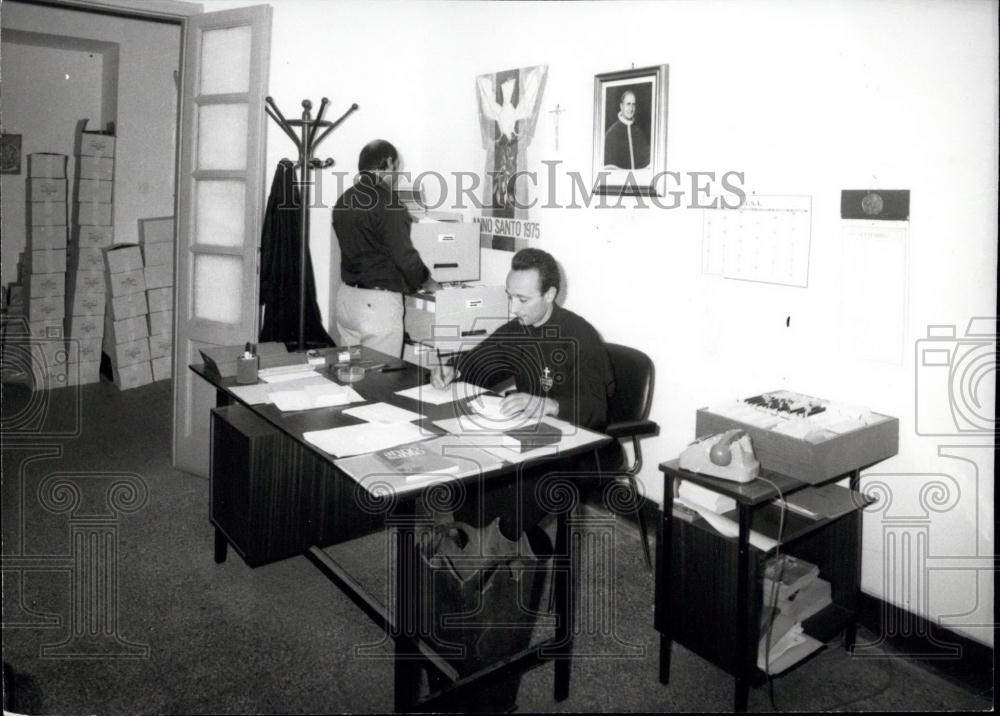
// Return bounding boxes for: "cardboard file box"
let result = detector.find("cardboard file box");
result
[30,226,68,251]
[139,216,174,245]
[112,361,152,391]
[78,156,114,180]
[67,270,105,295]
[28,273,65,298]
[30,339,69,369]
[27,320,63,339]
[695,407,899,483]
[69,246,106,273]
[67,315,103,340]
[105,337,151,368]
[109,269,146,297]
[146,286,173,313]
[148,310,173,337]
[143,264,172,290]
[74,225,114,248]
[28,153,68,179]
[105,245,143,274]
[29,202,67,227]
[110,291,149,321]
[77,131,116,158]
[141,241,173,268]
[66,289,106,317]
[77,179,113,203]
[30,178,67,202]
[28,250,68,275]
[65,360,102,386]
[148,332,173,359]
[151,355,172,381]
[26,296,65,322]
[77,202,112,226]
[66,337,103,364]
[105,314,148,345]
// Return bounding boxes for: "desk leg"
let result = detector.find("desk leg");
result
[734,503,753,713]
[393,502,422,712]
[845,469,861,654]
[656,477,673,684]
[553,506,574,702]
[214,528,227,564]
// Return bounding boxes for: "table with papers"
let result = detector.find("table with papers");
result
[190,346,611,711]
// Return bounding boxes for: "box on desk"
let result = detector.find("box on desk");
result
[695,402,899,484]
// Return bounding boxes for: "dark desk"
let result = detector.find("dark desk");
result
[655,459,873,712]
[192,347,611,711]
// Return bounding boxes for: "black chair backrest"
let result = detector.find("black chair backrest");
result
[605,343,655,424]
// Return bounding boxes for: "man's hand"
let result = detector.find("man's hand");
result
[431,364,458,390]
[421,278,442,293]
[500,392,557,419]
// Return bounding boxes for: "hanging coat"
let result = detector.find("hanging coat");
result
[259,159,335,348]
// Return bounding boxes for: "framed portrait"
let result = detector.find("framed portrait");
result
[592,65,669,196]
[1,134,22,174]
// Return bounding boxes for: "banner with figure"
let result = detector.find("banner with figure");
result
[475,65,547,251]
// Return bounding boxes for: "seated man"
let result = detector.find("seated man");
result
[432,248,614,430]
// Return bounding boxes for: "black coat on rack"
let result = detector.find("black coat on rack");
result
[258,159,333,348]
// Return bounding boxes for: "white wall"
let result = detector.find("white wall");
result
[1,0,181,286]
[219,0,997,646]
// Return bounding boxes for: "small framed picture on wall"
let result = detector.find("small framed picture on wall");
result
[1,134,22,174]
[592,65,669,196]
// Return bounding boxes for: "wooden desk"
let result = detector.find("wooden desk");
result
[655,460,874,712]
[192,347,611,710]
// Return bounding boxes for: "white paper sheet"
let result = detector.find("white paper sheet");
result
[303,421,429,458]
[395,382,486,405]
[342,402,426,423]
[259,367,322,383]
[228,373,347,405]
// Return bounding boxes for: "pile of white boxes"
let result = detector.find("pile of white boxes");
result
[103,244,153,390]
[24,152,70,387]
[65,129,116,386]
[140,217,175,382]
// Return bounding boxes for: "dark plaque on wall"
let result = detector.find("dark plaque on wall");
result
[840,189,910,220]
[1,134,22,174]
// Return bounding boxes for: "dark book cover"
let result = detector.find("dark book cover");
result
[501,421,562,453]
[376,441,461,475]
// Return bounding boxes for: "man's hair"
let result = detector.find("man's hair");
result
[620,89,636,106]
[358,139,398,172]
[511,248,561,294]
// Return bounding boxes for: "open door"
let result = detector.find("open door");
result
[172,5,271,475]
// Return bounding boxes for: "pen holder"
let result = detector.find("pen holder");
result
[236,355,258,384]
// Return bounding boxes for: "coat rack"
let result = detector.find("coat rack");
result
[264,96,358,350]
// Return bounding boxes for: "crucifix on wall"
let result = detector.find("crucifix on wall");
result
[548,104,565,151]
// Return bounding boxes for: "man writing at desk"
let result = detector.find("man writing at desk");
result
[431,248,613,430]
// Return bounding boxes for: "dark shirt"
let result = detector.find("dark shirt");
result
[604,120,650,170]
[333,173,430,292]
[454,304,614,430]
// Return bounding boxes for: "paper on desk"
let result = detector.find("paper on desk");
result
[303,421,428,458]
[395,382,485,405]
[259,367,322,383]
[343,402,426,423]
[227,373,343,405]
[433,412,538,435]
[269,383,365,412]
[675,497,778,552]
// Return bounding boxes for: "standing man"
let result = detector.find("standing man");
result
[432,248,613,430]
[333,139,439,357]
[603,89,650,170]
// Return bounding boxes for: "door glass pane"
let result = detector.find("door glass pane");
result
[194,180,244,246]
[193,254,242,323]
[198,103,248,171]
[200,26,251,95]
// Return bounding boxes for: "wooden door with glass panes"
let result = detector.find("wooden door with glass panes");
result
[172,5,271,475]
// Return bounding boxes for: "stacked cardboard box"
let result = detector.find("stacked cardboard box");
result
[24,153,70,387]
[103,244,152,390]
[64,129,116,386]
[139,217,175,382]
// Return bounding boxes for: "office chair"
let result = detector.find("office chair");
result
[602,343,659,570]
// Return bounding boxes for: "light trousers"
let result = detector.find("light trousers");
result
[335,284,404,358]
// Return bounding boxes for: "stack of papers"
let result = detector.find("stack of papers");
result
[395,382,485,405]
[228,373,363,408]
[303,421,429,458]
[342,402,425,423]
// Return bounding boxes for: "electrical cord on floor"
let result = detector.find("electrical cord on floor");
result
[755,476,787,712]
[803,633,896,711]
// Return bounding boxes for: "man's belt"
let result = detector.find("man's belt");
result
[346,282,392,292]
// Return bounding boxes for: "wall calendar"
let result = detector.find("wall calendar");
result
[702,194,812,287]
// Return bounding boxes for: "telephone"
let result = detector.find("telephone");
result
[679,429,760,483]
